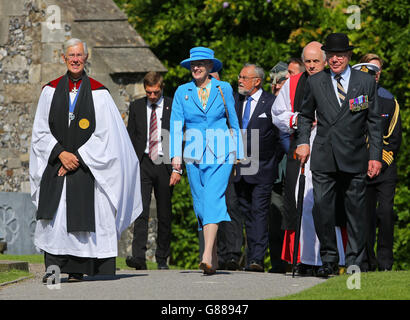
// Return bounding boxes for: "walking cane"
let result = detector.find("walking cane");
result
[292,163,306,278]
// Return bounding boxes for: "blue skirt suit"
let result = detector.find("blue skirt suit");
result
[170,77,243,230]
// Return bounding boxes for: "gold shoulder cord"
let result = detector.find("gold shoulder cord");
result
[383,99,400,145]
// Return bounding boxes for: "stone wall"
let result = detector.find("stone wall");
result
[0,0,164,261]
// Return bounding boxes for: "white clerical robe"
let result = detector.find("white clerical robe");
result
[30,85,142,259]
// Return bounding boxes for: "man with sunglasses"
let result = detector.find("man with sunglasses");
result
[127,71,181,270]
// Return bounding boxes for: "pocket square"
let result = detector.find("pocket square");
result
[258,113,267,118]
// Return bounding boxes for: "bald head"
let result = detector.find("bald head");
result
[302,41,326,76]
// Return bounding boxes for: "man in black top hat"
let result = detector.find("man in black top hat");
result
[295,33,383,277]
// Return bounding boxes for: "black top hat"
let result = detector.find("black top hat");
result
[321,33,355,52]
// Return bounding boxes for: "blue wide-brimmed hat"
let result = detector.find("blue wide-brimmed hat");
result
[180,47,222,73]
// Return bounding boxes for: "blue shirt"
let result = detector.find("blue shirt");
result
[330,66,351,106]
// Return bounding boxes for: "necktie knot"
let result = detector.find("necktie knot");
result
[334,74,346,104]
[334,74,342,82]
[151,103,157,110]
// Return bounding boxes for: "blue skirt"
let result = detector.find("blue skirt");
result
[186,159,232,230]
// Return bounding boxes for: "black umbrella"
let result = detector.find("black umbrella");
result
[292,164,306,278]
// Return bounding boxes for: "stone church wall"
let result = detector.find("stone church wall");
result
[0,0,161,261]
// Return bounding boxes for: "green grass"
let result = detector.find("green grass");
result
[0,254,45,264]
[0,269,31,285]
[276,270,410,300]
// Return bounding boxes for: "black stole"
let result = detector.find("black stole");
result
[37,73,96,233]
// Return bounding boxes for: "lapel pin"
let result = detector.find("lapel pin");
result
[185,95,188,100]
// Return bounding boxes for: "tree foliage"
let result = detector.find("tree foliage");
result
[114,0,409,269]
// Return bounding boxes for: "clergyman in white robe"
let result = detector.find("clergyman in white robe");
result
[29,74,142,276]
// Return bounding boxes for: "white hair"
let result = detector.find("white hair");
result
[243,63,265,85]
[63,38,88,56]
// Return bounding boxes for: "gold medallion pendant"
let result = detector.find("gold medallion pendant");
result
[79,118,90,129]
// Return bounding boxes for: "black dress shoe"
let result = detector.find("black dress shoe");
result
[316,263,339,278]
[269,261,288,274]
[157,261,169,270]
[126,256,147,270]
[42,273,54,284]
[245,261,264,272]
[216,261,226,270]
[67,273,83,282]
[225,259,240,271]
[294,263,316,276]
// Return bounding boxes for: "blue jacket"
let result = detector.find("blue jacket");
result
[170,77,243,163]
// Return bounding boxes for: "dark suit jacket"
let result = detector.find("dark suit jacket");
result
[127,96,173,174]
[297,68,382,173]
[233,90,286,184]
[368,87,402,184]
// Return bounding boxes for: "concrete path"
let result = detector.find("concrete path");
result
[0,268,326,300]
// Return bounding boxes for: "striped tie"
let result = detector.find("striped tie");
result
[149,103,158,161]
[334,74,346,104]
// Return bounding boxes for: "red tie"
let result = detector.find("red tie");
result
[149,104,158,161]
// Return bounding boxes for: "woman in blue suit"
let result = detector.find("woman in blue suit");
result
[170,47,243,274]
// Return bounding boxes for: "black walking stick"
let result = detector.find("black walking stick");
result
[292,164,306,278]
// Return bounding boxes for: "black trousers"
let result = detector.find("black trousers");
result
[363,178,397,270]
[131,155,173,263]
[44,252,115,276]
[312,171,367,267]
[268,182,286,268]
[217,180,244,263]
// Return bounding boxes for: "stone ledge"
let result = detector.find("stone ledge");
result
[0,260,29,272]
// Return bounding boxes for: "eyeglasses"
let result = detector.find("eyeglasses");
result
[238,75,258,81]
[65,54,86,61]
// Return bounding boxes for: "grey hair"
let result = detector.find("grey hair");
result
[243,63,265,84]
[301,46,326,62]
[63,38,88,56]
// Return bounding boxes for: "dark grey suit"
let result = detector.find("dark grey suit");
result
[297,67,382,267]
[127,96,173,264]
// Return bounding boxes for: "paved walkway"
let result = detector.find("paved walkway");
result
[0,267,326,300]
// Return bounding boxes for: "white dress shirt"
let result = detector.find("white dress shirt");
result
[271,78,297,134]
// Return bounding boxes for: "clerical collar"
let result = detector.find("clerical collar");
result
[68,74,83,94]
